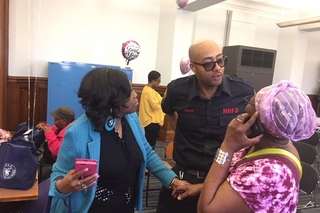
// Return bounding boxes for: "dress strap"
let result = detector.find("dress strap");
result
[244,148,302,178]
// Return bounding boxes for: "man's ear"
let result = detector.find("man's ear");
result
[189,64,196,74]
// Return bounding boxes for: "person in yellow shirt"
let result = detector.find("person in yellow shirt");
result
[139,70,165,149]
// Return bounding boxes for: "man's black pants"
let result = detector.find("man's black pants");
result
[156,165,206,213]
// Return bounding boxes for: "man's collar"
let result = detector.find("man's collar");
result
[219,76,232,97]
[188,75,232,101]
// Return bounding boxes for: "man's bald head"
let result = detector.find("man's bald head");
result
[189,39,221,62]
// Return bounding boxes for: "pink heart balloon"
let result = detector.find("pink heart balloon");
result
[180,56,190,75]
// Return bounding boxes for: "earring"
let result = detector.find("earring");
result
[105,115,117,131]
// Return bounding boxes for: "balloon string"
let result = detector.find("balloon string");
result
[27,0,31,129]
[31,0,42,135]
[178,9,182,27]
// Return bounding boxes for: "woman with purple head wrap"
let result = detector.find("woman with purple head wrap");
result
[255,80,317,141]
[196,80,317,213]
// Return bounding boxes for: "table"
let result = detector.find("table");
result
[0,179,38,202]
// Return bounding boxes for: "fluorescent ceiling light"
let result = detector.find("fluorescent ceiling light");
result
[277,16,320,28]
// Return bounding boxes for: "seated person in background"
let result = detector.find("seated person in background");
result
[36,106,75,161]
[25,108,76,213]
[176,80,317,213]
[49,68,186,213]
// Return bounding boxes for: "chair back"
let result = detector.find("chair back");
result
[298,132,319,147]
[165,141,174,159]
[300,162,319,195]
[293,142,318,165]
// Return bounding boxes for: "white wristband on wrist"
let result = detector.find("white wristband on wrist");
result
[214,148,231,165]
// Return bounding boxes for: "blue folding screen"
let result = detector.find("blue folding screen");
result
[46,61,133,125]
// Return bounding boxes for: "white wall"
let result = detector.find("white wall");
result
[9,0,320,94]
[9,0,162,84]
[302,31,320,94]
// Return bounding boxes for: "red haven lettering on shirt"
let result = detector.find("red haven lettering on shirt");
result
[184,109,194,113]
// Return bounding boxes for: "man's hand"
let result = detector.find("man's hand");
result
[172,183,203,200]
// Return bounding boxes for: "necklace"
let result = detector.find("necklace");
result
[117,117,132,162]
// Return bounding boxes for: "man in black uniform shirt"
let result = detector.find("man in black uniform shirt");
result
[156,39,254,213]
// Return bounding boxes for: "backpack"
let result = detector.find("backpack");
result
[12,122,46,150]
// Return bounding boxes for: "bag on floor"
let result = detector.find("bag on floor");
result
[11,122,45,150]
[0,138,40,190]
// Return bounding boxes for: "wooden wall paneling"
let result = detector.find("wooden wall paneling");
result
[35,80,48,123]
[6,78,21,130]
[0,0,9,128]
[6,77,47,131]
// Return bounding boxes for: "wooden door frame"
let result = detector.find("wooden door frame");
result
[0,0,8,128]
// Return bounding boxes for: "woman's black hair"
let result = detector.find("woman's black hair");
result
[78,68,132,132]
[148,70,161,83]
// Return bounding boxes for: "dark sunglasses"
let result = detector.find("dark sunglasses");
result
[191,55,228,72]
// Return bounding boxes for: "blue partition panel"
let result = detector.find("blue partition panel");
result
[46,61,133,125]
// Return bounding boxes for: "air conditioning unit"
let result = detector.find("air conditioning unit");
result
[222,45,277,91]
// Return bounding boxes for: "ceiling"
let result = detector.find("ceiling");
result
[184,0,320,20]
[237,0,320,15]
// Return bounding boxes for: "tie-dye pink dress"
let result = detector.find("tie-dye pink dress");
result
[227,148,300,213]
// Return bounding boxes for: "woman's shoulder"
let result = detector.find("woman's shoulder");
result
[231,156,297,180]
[66,114,92,133]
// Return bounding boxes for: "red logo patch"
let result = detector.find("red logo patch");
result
[222,108,239,114]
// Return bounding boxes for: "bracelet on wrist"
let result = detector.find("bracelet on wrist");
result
[214,148,232,165]
[169,178,177,189]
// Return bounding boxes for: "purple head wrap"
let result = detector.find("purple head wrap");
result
[255,80,317,141]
